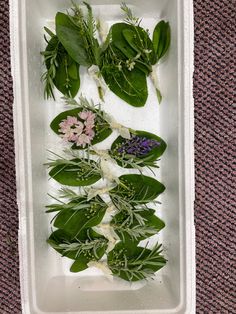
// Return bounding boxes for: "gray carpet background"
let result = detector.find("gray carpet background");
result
[0,0,235,313]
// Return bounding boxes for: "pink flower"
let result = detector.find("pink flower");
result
[76,133,92,147]
[85,119,95,129]
[85,127,95,139]
[79,110,96,122]
[73,121,84,136]
[61,128,77,142]
[79,111,89,120]
[58,112,96,147]
[86,111,96,121]
[67,116,79,125]
[59,116,78,130]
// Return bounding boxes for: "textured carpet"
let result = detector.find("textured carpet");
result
[0,0,235,313]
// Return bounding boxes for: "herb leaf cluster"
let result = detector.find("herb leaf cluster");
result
[42,2,170,105]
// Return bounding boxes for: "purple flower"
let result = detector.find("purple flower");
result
[117,135,160,157]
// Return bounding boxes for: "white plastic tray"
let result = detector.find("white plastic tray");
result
[10,0,195,313]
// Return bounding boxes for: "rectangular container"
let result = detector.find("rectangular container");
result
[10,0,195,313]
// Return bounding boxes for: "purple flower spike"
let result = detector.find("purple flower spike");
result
[117,135,160,157]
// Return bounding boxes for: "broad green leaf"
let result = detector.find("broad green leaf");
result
[111,23,137,59]
[110,130,167,168]
[50,108,112,147]
[49,158,101,186]
[152,21,171,61]
[108,242,166,281]
[56,12,91,66]
[53,198,107,238]
[101,65,148,107]
[110,174,165,202]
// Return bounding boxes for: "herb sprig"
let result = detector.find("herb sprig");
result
[108,242,166,281]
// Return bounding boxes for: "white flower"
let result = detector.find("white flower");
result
[117,62,122,71]
[126,60,135,71]
[143,49,152,54]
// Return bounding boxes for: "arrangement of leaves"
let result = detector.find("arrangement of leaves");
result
[46,150,102,186]
[41,28,80,99]
[109,130,167,170]
[48,228,108,272]
[107,242,166,281]
[50,97,113,148]
[46,189,108,238]
[41,2,170,105]
[44,2,169,283]
[111,208,165,243]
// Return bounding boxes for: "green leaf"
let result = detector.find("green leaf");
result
[70,258,89,272]
[48,158,101,186]
[155,87,162,103]
[110,130,167,168]
[152,21,171,61]
[122,28,157,65]
[111,23,137,59]
[110,174,165,203]
[107,242,166,281]
[50,108,112,147]
[44,26,55,38]
[53,55,80,98]
[56,12,91,66]
[101,65,148,107]
[53,197,107,238]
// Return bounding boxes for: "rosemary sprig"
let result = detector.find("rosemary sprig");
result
[45,150,103,186]
[51,236,107,259]
[120,2,141,26]
[46,150,102,177]
[112,223,157,242]
[41,31,60,99]
[110,150,159,172]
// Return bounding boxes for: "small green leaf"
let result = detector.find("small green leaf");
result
[70,258,89,272]
[152,21,171,61]
[44,26,55,38]
[56,12,91,66]
[155,87,162,104]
